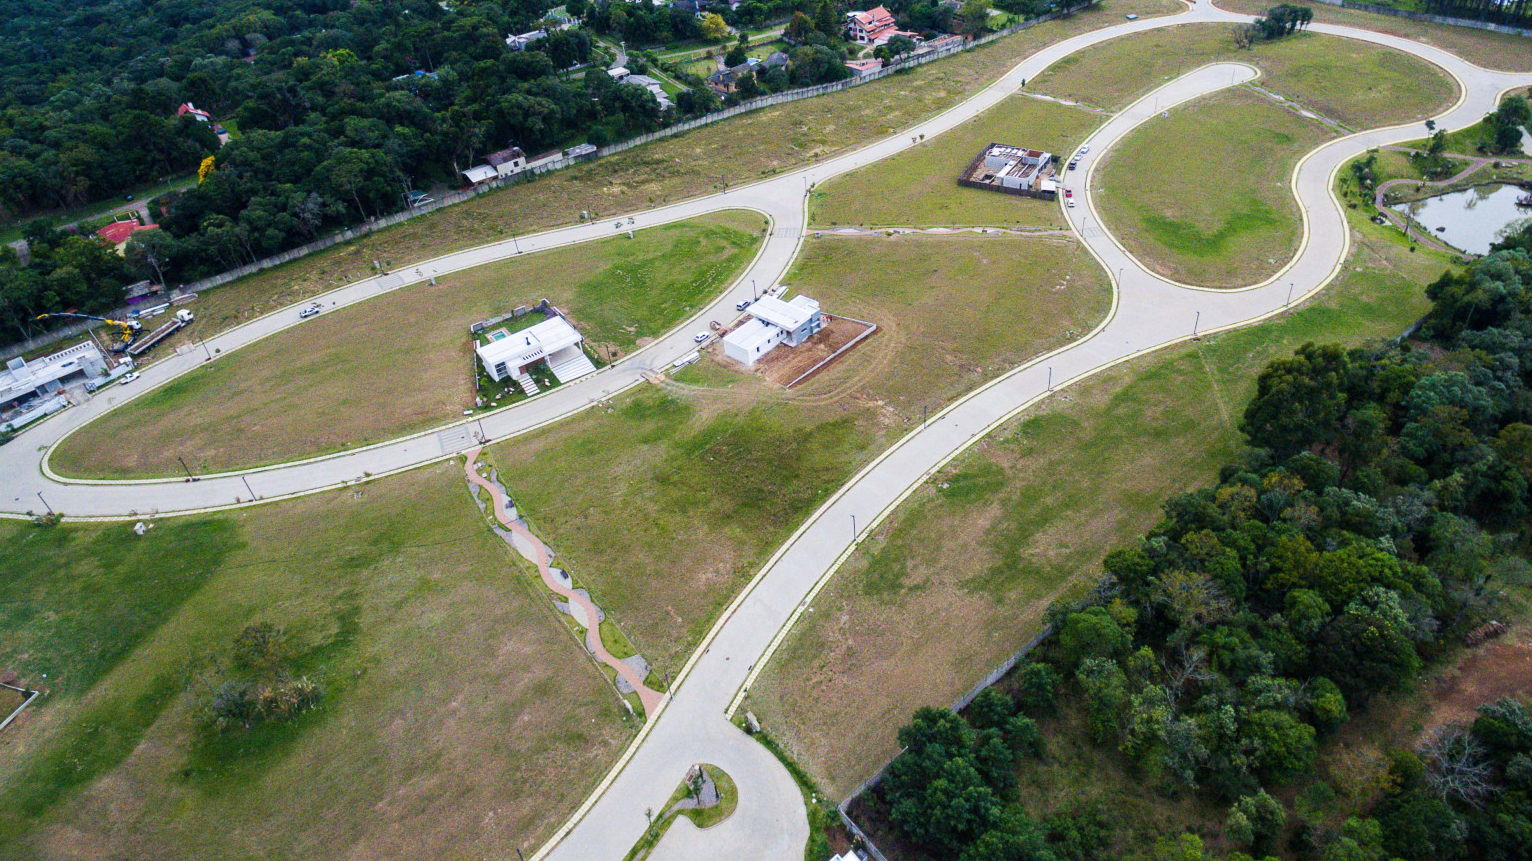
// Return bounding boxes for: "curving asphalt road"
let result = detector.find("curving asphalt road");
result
[6,3,1532,859]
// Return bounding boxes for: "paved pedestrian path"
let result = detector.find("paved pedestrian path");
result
[462,448,666,716]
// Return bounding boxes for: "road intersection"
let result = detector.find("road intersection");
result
[5,2,1531,858]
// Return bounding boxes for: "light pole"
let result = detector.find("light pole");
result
[1286,282,1295,306]
[177,455,197,482]
[513,235,521,254]
[1047,366,1053,391]
[241,475,255,500]
[851,514,857,539]
[36,491,53,516]
[201,338,212,360]
[1192,310,1201,339]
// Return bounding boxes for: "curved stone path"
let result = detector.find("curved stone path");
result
[1374,148,1532,254]
[462,447,666,716]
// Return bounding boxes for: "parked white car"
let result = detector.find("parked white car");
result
[693,332,709,343]
[118,372,140,385]
[299,304,322,319]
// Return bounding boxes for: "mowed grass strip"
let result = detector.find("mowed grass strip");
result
[50,212,764,479]
[489,232,1110,673]
[1214,0,1532,72]
[811,95,1101,228]
[1030,24,1458,129]
[1092,87,1335,287]
[0,463,632,861]
[742,214,1450,800]
[125,0,1182,359]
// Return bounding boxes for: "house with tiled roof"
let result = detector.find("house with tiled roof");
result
[176,102,212,122]
[844,5,918,45]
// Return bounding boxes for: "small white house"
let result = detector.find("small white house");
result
[506,29,548,50]
[476,316,597,387]
[486,146,528,176]
[607,66,631,82]
[722,294,824,367]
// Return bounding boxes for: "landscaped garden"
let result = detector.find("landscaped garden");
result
[49,212,765,479]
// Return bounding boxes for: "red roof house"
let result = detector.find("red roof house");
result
[96,220,156,247]
[176,102,212,121]
[845,6,917,45]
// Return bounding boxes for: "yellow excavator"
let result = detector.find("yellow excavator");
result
[36,313,143,351]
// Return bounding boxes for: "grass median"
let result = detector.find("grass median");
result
[1213,0,1532,72]
[742,210,1453,800]
[0,462,633,861]
[486,232,1110,674]
[50,212,764,479]
[1029,23,1458,128]
[1092,86,1335,287]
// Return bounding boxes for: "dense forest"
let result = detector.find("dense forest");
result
[1419,0,1532,27]
[867,223,1532,860]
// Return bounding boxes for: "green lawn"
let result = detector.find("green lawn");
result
[1030,24,1457,130]
[488,232,1110,674]
[743,210,1454,799]
[812,95,1099,228]
[0,462,632,861]
[1093,87,1335,287]
[50,212,765,479]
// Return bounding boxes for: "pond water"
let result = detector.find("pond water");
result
[1390,182,1532,255]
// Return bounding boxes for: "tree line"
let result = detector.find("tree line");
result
[870,222,1532,860]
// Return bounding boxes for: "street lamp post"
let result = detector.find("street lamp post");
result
[1192,310,1201,339]
[241,475,255,500]
[851,514,857,539]
[36,491,53,516]
[177,455,197,482]
[1286,282,1295,306]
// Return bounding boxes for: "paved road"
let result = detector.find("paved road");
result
[4,3,1531,859]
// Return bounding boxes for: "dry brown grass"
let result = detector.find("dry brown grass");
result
[742,215,1451,798]
[51,213,762,479]
[486,233,1110,674]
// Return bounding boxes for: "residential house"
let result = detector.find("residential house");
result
[176,102,211,122]
[476,316,597,392]
[722,294,825,367]
[486,146,528,176]
[1,342,114,431]
[608,66,631,82]
[706,53,788,95]
[626,74,674,110]
[845,57,883,75]
[95,219,155,252]
[845,5,918,45]
[506,29,548,50]
[959,143,1058,199]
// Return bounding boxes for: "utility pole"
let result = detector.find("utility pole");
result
[36,491,53,516]
[177,455,197,481]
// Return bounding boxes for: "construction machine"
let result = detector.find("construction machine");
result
[36,313,143,351]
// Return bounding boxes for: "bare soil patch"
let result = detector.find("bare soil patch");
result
[1424,629,1532,729]
[756,315,877,388]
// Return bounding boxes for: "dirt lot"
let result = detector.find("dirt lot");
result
[755,315,877,388]
[1424,628,1532,729]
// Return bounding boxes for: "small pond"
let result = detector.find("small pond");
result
[1390,182,1532,255]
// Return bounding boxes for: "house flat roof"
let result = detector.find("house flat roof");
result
[476,316,583,369]
[1,342,105,403]
[749,294,819,331]
[722,318,778,353]
[463,164,498,183]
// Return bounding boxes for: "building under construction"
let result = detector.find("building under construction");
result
[959,143,1059,200]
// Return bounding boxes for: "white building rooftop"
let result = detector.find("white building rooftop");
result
[1,342,107,406]
[463,164,498,184]
[477,316,583,370]
[722,318,779,356]
[748,295,820,331]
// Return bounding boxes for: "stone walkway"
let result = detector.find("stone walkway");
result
[1372,148,1532,255]
[463,448,666,716]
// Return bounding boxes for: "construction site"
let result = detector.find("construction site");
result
[958,143,1060,200]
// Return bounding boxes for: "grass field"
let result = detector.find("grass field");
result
[1213,0,1532,72]
[486,232,1110,674]
[103,0,1179,362]
[1093,87,1335,287]
[743,210,1454,799]
[811,95,1100,228]
[0,462,632,861]
[50,212,764,479]
[1029,24,1458,129]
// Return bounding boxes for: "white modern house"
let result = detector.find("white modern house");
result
[476,316,597,396]
[722,294,824,367]
[1,342,119,431]
[506,29,548,50]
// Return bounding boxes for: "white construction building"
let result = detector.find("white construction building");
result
[475,316,597,396]
[1,341,120,431]
[722,294,824,367]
